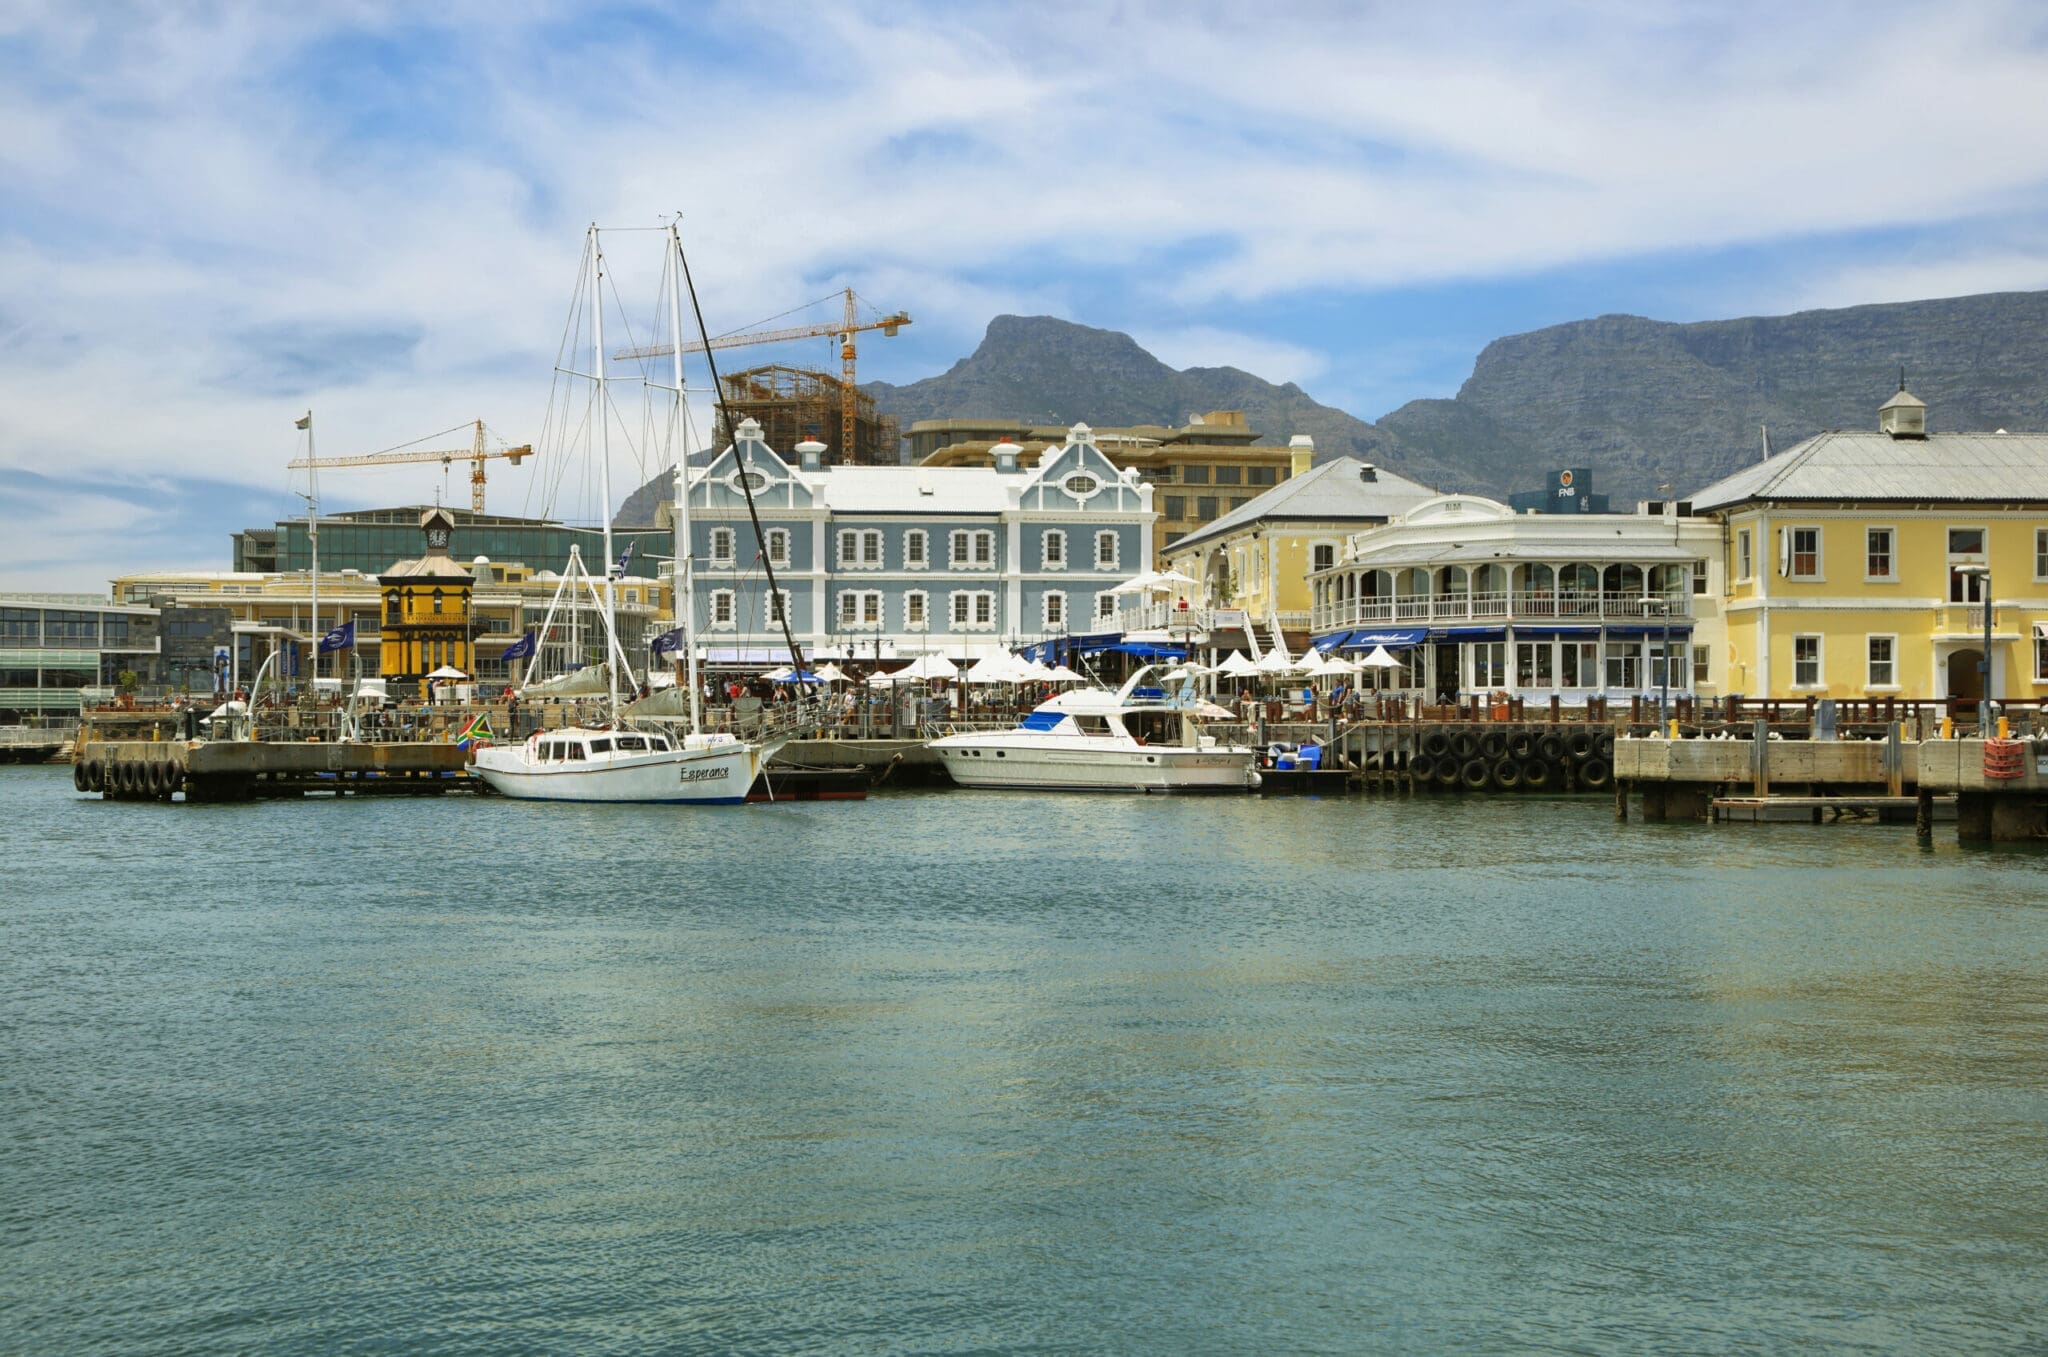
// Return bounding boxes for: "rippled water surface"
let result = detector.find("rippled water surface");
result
[4,765,2047,1353]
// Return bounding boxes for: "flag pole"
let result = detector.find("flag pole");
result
[299,410,319,696]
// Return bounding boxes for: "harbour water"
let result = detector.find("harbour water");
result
[4,765,2046,1353]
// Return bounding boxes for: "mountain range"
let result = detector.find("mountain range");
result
[619,289,2048,522]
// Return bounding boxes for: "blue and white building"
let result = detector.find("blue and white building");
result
[662,420,1153,663]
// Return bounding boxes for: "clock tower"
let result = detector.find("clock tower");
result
[376,507,477,680]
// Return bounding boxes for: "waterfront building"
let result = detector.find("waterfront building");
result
[377,509,476,680]
[0,592,164,719]
[909,410,1301,559]
[1307,496,1721,704]
[1161,452,1437,653]
[232,505,670,582]
[657,419,1151,663]
[1687,387,2048,701]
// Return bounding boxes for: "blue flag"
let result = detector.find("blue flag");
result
[501,630,536,662]
[650,626,685,659]
[317,620,354,653]
[613,541,635,577]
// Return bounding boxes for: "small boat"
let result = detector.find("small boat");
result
[928,667,1257,793]
[477,727,767,804]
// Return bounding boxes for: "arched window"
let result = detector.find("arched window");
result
[384,591,401,625]
[1602,564,1644,597]
[431,588,445,614]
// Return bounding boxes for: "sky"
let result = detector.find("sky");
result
[5,0,2048,591]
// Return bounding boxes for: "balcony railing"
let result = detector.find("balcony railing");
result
[1313,590,1691,633]
[1117,600,1213,634]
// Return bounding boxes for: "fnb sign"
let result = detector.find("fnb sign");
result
[1552,468,1593,512]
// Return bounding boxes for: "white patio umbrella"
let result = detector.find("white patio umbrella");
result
[1292,649,1328,674]
[1215,651,1259,678]
[963,654,1026,684]
[903,653,958,680]
[1305,653,1360,678]
[1254,647,1297,675]
[425,664,469,679]
[1356,646,1402,669]
[813,662,849,683]
[1017,657,1056,680]
[1045,664,1087,683]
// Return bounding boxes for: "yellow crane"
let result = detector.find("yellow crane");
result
[287,420,533,514]
[613,288,910,458]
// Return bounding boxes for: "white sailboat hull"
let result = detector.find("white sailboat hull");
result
[929,733,1256,793]
[472,739,768,804]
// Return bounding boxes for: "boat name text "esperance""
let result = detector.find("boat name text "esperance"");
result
[680,767,730,782]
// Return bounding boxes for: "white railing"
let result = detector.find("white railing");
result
[1117,601,1212,634]
[1312,590,1691,633]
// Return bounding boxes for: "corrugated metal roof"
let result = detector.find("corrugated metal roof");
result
[1171,457,1436,551]
[1348,538,1700,567]
[1690,431,2048,508]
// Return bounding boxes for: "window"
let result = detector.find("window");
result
[905,591,928,628]
[1693,644,1711,687]
[1604,641,1641,689]
[2036,624,2048,683]
[1736,529,1752,582]
[838,590,882,628]
[384,591,401,625]
[1649,641,1687,690]
[1793,635,1822,687]
[2035,527,2048,582]
[1515,641,1554,688]
[709,590,735,628]
[769,590,790,625]
[1043,591,1066,629]
[1182,465,1210,485]
[949,590,995,629]
[1948,527,1987,601]
[1043,530,1067,569]
[904,530,928,569]
[1214,465,1241,486]
[712,527,737,567]
[1095,531,1119,570]
[1692,559,1709,595]
[1062,473,1099,498]
[1312,543,1336,572]
[765,529,790,568]
[624,588,639,604]
[1867,635,1896,689]
[1095,592,1117,622]
[1786,526,1820,579]
[1164,496,1185,520]
[1866,527,1895,581]
[1470,641,1506,688]
[1197,496,1218,521]
[861,530,882,567]
[949,529,995,568]
[1247,466,1277,487]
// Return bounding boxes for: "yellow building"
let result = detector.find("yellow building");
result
[1163,448,1436,651]
[377,509,477,679]
[1689,387,2048,701]
[910,410,1302,561]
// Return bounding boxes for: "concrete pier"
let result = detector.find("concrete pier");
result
[76,739,470,801]
[1915,739,2048,842]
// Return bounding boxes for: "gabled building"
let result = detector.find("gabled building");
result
[658,419,1152,662]
[1688,387,2048,701]
[1161,449,1437,652]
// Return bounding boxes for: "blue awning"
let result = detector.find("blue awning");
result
[1510,624,1601,637]
[1311,630,1357,652]
[1019,632,1118,663]
[1339,627,1428,649]
[1434,625,1505,640]
[1107,642,1186,660]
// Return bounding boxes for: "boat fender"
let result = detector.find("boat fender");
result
[1595,731,1616,758]
[1492,758,1522,790]
[74,761,91,792]
[1536,734,1565,763]
[1421,731,1451,758]
[1521,759,1552,791]
[145,760,166,797]
[162,761,184,795]
[1409,753,1435,781]
[1450,731,1479,759]
[1459,758,1491,791]
[1579,757,1611,789]
[1479,731,1507,760]
[1567,733,1595,760]
[1508,732,1535,760]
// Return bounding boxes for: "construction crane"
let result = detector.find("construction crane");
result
[287,420,533,514]
[614,288,909,458]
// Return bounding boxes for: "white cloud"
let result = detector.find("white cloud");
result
[1130,326,1328,387]
[1777,249,2048,314]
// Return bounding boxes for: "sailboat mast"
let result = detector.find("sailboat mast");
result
[589,224,620,717]
[305,411,318,693]
[666,225,703,730]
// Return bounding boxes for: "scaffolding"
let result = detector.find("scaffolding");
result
[712,365,901,465]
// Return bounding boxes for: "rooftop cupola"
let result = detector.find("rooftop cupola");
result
[795,437,827,471]
[1879,380,1927,439]
[991,438,1022,473]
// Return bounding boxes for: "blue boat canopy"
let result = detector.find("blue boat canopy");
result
[1017,710,1065,732]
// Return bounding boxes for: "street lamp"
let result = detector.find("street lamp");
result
[1639,592,1672,730]
[1959,563,1993,727]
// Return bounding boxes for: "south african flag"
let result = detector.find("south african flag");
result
[453,714,494,749]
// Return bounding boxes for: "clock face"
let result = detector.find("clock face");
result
[427,527,449,549]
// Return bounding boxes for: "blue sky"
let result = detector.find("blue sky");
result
[5,1,2048,589]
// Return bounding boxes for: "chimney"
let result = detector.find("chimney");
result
[795,437,826,471]
[991,438,1022,473]
[1288,434,1314,477]
[1878,378,1927,439]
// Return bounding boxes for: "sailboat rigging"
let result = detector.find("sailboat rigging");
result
[470,223,787,803]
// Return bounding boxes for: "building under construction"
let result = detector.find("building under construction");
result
[711,365,901,466]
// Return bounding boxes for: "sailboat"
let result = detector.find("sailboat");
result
[472,224,789,804]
